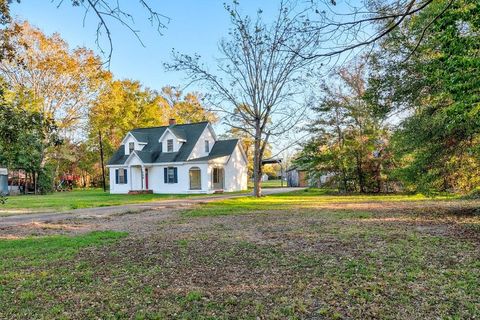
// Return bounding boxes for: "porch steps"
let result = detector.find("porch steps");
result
[128,190,153,195]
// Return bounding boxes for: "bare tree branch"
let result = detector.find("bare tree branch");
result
[166,0,319,196]
[54,0,170,66]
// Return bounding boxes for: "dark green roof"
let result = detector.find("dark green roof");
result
[169,127,187,141]
[107,122,238,165]
[130,131,150,143]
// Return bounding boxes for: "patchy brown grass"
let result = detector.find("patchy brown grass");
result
[0,192,479,319]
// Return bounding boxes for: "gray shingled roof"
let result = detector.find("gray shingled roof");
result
[107,122,238,165]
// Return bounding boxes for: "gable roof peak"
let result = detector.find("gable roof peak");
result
[108,121,215,165]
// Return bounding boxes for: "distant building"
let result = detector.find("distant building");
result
[0,168,8,195]
[286,167,308,187]
[286,168,336,188]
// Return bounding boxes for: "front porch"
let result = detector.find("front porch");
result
[127,165,150,192]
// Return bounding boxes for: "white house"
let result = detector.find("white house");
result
[107,120,248,194]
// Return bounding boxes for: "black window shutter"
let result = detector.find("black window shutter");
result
[124,169,128,184]
[115,169,119,184]
[164,168,168,183]
[174,167,178,183]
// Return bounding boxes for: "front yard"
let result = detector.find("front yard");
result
[0,189,479,319]
[0,189,225,215]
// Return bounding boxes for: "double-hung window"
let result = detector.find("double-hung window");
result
[205,140,210,153]
[116,168,128,184]
[164,167,178,184]
[128,142,135,154]
[167,139,174,152]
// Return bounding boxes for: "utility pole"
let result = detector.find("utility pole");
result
[98,130,106,192]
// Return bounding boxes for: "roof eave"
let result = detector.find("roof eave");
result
[158,127,188,143]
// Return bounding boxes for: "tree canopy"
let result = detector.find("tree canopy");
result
[366,0,480,193]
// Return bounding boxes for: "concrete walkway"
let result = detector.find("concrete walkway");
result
[0,188,302,227]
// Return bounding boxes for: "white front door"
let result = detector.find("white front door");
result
[212,167,224,190]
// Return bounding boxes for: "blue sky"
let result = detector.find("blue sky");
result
[11,1,282,90]
[10,1,368,155]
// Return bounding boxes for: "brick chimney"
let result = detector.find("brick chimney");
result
[169,118,176,126]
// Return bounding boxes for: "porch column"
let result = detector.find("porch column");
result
[129,165,133,191]
[141,165,145,190]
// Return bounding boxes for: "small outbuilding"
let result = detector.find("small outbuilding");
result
[0,168,8,195]
[286,167,308,187]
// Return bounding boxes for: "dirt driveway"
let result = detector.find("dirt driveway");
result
[0,188,301,229]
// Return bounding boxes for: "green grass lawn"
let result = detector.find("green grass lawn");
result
[182,188,457,217]
[0,190,478,319]
[0,188,218,214]
[248,179,286,188]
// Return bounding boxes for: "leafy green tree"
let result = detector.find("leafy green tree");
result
[367,0,480,193]
[0,21,109,189]
[296,62,394,193]
[0,81,60,193]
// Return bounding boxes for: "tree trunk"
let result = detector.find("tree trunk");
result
[341,168,348,193]
[33,171,37,195]
[82,170,87,188]
[355,153,366,193]
[252,136,262,198]
[99,130,107,192]
[252,123,263,198]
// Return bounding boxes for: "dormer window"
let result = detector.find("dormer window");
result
[205,140,210,153]
[129,142,135,154]
[167,139,174,152]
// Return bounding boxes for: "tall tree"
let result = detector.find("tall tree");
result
[88,80,217,184]
[0,21,109,188]
[0,21,109,137]
[366,0,480,193]
[167,2,318,197]
[296,62,393,193]
[0,80,60,193]
[89,79,167,155]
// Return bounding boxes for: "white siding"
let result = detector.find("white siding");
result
[160,130,183,153]
[109,125,248,194]
[148,163,210,193]
[188,126,216,160]
[109,167,130,194]
[123,135,145,155]
[223,144,248,192]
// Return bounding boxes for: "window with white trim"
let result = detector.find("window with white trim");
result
[164,167,178,184]
[128,142,135,154]
[205,140,209,153]
[167,139,174,152]
[189,167,201,190]
[116,168,127,184]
